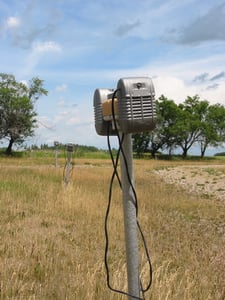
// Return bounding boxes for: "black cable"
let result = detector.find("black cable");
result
[111,90,153,292]
[104,90,153,299]
[111,90,139,213]
[105,125,144,300]
[107,126,122,188]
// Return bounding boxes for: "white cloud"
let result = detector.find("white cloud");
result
[37,116,55,130]
[57,99,66,107]
[6,16,20,29]
[152,74,225,105]
[130,52,225,105]
[176,2,225,44]
[54,111,70,123]
[65,117,80,125]
[0,16,20,38]
[22,40,62,76]
[2,0,225,151]
[33,41,61,53]
[56,84,68,92]
[1,1,61,49]
[114,20,141,37]
[153,76,190,102]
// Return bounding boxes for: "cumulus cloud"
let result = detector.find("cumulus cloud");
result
[191,70,225,93]
[33,41,61,53]
[65,117,80,125]
[37,116,55,130]
[56,84,68,92]
[57,98,77,109]
[153,76,192,102]
[136,52,225,105]
[210,71,225,81]
[1,17,58,49]
[57,99,66,107]
[52,103,80,126]
[0,16,20,38]
[193,73,209,83]
[114,20,141,37]
[6,16,20,29]
[22,40,61,76]
[206,83,219,90]
[176,2,225,44]
[1,1,61,49]
[53,111,70,124]
[152,73,225,104]
[192,71,225,85]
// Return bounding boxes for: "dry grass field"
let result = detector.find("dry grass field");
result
[0,155,224,299]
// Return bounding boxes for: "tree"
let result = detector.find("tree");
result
[155,95,180,156]
[173,96,205,158]
[131,94,225,158]
[132,95,180,158]
[132,133,151,158]
[199,103,225,157]
[0,73,47,155]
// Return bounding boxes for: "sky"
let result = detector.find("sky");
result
[0,0,225,153]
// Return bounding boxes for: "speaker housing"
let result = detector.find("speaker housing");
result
[116,77,156,134]
[93,77,157,136]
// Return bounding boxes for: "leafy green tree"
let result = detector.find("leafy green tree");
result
[155,95,180,156]
[173,95,206,157]
[132,95,180,158]
[158,95,225,158]
[199,103,225,157]
[0,73,47,155]
[132,94,225,158]
[132,133,151,158]
[147,131,163,158]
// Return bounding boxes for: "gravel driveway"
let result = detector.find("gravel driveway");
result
[154,164,225,201]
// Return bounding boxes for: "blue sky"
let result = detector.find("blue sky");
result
[0,0,225,152]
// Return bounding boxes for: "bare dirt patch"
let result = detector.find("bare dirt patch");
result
[154,164,225,201]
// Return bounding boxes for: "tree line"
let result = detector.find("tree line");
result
[1,73,225,157]
[133,95,225,158]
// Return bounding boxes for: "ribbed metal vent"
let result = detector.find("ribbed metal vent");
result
[94,102,102,123]
[120,95,156,120]
[117,77,157,134]
[93,77,157,136]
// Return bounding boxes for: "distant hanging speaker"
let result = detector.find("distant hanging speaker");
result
[66,143,74,152]
[93,77,157,136]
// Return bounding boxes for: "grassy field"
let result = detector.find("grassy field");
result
[0,155,224,299]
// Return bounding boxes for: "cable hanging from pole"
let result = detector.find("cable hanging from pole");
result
[94,77,156,299]
[103,89,153,300]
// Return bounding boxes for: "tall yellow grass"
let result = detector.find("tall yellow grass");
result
[0,157,224,299]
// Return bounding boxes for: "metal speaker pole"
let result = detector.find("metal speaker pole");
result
[120,133,140,299]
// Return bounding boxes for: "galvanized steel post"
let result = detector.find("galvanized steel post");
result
[120,133,140,299]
